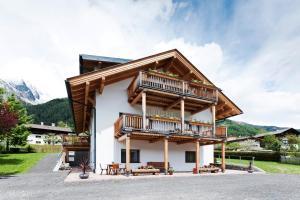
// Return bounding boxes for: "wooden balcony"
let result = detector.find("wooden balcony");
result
[114,113,227,139]
[62,135,90,150]
[128,71,218,106]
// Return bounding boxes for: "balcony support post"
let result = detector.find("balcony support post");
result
[221,142,226,173]
[195,140,200,174]
[142,92,147,130]
[211,105,216,137]
[181,98,185,133]
[164,137,169,175]
[126,135,131,173]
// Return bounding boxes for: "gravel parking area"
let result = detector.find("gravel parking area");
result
[0,155,300,200]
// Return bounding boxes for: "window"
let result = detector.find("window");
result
[121,149,140,163]
[185,151,196,163]
[36,141,41,144]
[36,135,41,138]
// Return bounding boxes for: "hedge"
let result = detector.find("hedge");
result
[214,151,281,162]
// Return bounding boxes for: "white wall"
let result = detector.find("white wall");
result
[27,134,46,145]
[94,78,214,173]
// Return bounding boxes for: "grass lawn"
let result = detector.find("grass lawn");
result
[0,153,47,175]
[219,158,300,174]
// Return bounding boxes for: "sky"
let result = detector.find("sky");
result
[0,0,299,128]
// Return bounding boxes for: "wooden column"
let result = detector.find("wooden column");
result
[211,105,216,137]
[181,98,185,133]
[142,92,146,130]
[195,140,200,174]
[164,137,169,175]
[126,135,131,172]
[221,142,226,173]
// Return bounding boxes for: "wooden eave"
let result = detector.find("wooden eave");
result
[66,49,243,133]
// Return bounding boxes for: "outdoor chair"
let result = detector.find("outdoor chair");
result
[100,163,108,175]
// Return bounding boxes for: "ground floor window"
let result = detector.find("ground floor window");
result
[185,151,196,163]
[121,149,140,163]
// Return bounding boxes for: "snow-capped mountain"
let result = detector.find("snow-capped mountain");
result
[0,79,47,105]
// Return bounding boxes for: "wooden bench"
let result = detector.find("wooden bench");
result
[147,162,170,173]
[131,169,160,176]
[199,167,220,173]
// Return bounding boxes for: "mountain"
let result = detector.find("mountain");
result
[25,98,73,127]
[0,79,47,104]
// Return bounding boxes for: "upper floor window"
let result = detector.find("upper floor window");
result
[36,135,41,138]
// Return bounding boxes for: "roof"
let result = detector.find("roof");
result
[66,49,243,133]
[27,124,73,134]
[227,128,300,143]
[253,128,300,139]
[79,54,132,64]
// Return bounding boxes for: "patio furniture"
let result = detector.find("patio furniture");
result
[99,163,108,175]
[131,168,160,176]
[199,166,220,173]
[108,163,120,175]
[147,162,170,173]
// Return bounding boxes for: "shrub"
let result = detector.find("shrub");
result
[9,147,20,153]
[214,151,281,161]
[261,135,282,151]
[25,144,35,153]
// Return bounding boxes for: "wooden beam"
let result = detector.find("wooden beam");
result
[164,137,169,175]
[195,140,200,174]
[118,134,127,142]
[99,77,105,94]
[165,57,175,71]
[221,142,225,172]
[88,97,95,107]
[183,71,193,80]
[181,98,185,133]
[171,62,185,76]
[217,108,233,118]
[176,139,196,145]
[82,81,90,132]
[212,105,216,137]
[164,98,181,110]
[149,137,163,143]
[131,90,143,105]
[126,135,131,172]
[142,92,146,130]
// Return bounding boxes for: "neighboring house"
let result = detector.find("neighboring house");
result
[227,128,300,149]
[65,49,243,173]
[26,123,73,145]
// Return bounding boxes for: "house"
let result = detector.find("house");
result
[227,128,300,150]
[26,123,72,145]
[65,49,243,174]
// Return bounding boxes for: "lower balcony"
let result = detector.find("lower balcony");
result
[62,135,90,150]
[114,113,227,139]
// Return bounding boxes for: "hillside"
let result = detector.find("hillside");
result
[25,98,73,127]
[24,98,287,136]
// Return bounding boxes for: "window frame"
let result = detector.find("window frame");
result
[185,151,196,163]
[121,149,140,163]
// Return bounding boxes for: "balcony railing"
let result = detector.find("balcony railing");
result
[114,113,226,138]
[128,71,218,102]
[62,135,90,146]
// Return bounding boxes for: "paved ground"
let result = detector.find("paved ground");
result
[1,154,300,200]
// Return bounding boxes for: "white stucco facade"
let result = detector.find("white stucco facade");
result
[91,78,214,173]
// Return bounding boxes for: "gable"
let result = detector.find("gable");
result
[66,49,243,133]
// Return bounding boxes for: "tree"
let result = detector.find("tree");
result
[0,88,32,151]
[261,135,282,151]
[0,103,19,150]
[287,135,300,151]
[6,95,32,148]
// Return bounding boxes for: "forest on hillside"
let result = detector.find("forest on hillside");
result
[25,98,284,136]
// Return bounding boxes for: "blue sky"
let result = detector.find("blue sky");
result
[0,0,299,128]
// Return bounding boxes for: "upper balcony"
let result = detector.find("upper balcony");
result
[127,71,218,111]
[114,113,227,140]
[62,135,90,150]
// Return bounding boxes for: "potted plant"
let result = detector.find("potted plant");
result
[79,157,90,179]
[168,167,174,175]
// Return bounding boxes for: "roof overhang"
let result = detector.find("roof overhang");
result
[66,49,243,133]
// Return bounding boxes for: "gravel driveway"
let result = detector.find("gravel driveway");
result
[1,154,300,200]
